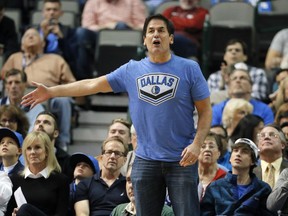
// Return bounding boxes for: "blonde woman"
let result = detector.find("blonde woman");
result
[222,98,253,137]
[6,131,69,216]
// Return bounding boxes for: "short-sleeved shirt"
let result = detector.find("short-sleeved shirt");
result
[75,172,129,216]
[107,54,210,162]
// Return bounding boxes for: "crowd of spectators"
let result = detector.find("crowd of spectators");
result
[1,0,288,215]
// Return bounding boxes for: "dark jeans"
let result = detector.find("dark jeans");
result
[131,156,200,216]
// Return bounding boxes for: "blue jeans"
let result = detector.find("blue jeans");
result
[131,156,199,216]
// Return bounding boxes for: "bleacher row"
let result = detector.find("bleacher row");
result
[3,0,288,78]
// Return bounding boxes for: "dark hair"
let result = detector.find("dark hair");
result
[275,103,288,125]
[36,111,58,130]
[230,114,264,143]
[231,142,257,171]
[142,14,174,38]
[0,105,30,138]
[281,122,288,129]
[44,0,61,5]
[225,38,248,55]
[206,132,223,153]
[210,125,228,139]
[4,68,27,83]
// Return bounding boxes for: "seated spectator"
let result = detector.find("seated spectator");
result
[75,0,147,80]
[1,27,76,151]
[266,167,288,215]
[201,138,273,215]
[269,55,288,97]
[230,114,264,144]
[0,128,23,176]
[198,132,227,200]
[271,76,288,113]
[1,68,45,132]
[6,131,70,216]
[0,171,12,216]
[0,0,19,61]
[265,28,288,71]
[74,136,129,216]
[222,98,253,137]
[281,122,288,140]
[210,125,231,171]
[38,0,77,75]
[208,39,268,101]
[69,152,100,216]
[212,67,274,126]
[162,0,208,59]
[254,124,288,189]
[0,105,29,138]
[274,103,288,126]
[111,165,175,216]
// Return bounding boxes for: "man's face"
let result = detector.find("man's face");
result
[73,162,94,180]
[21,28,43,51]
[33,114,58,142]
[102,140,126,173]
[42,2,62,20]
[0,137,21,158]
[228,70,252,97]
[143,19,173,56]
[230,145,253,170]
[108,122,131,145]
[257,127,285,157]
[5,74,26,101]
[223,42,247,65]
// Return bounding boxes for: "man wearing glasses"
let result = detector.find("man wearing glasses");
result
[254,124,288,189]
[74,136,129,216]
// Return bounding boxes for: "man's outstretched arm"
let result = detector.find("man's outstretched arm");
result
[22,76,112,108]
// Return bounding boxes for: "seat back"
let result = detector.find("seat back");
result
[95,30,143,76]
[254,0,288,64]
[5,9,21,37]
[154,1,180,14]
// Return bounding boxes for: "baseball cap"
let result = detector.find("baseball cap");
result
[0,128,23,148]
[233,138,259,159]
[70,152,100,174]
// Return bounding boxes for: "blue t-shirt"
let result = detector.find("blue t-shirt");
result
[107,54,210,162]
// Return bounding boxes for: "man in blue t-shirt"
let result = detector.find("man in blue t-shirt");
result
[22,14,212,216]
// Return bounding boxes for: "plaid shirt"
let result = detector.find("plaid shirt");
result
[207,66,268,100]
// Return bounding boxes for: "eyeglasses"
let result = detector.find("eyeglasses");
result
[257,132,280,140]
[0,118,17,125]
[103,150,125,158]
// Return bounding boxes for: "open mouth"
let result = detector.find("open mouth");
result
[153,40,160,45]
